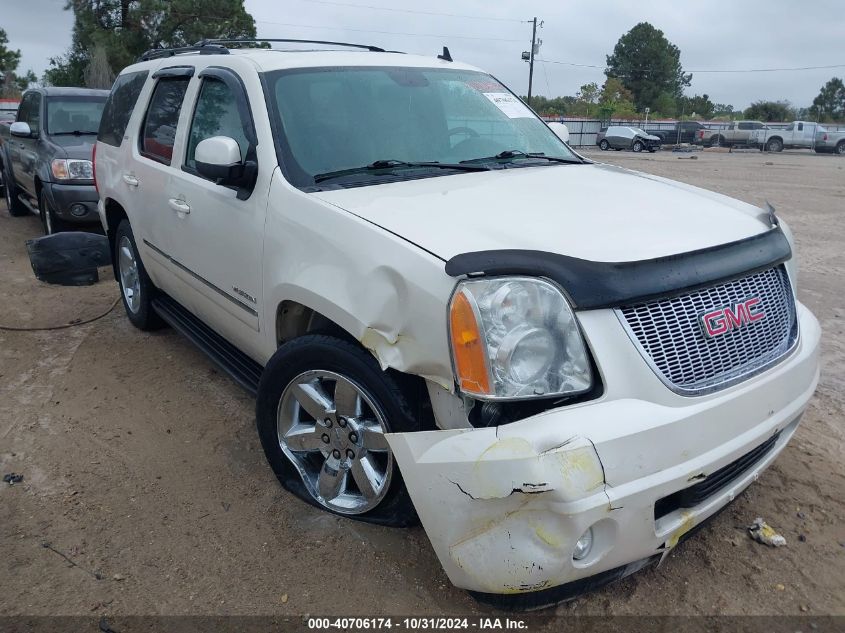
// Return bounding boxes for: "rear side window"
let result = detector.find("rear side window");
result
[140,77,190,164]
[98,71,149,147]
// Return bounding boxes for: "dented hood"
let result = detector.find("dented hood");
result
[313,163,770,263]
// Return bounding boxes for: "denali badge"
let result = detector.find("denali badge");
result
[701,298,765,338]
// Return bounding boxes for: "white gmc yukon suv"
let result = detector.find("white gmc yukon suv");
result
[94,40,820,609]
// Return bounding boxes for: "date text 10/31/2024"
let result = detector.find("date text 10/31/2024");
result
[307,617,529,630]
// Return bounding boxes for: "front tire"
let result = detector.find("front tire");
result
[632,140,644,153]
[114,219,163,330]
[40,189,68,234]
[256,334,419,527]
[599,139,610,151]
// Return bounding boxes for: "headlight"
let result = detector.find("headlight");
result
[448,277,592,399]
[51,159,94,180]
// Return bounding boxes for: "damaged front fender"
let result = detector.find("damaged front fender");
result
[386,426,612,594]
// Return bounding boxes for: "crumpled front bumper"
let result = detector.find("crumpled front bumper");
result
[386,302,820,598]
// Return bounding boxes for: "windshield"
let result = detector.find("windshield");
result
[46,96,107,134]
[266,67,578,188]
[630,127,647,136]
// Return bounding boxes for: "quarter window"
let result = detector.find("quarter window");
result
[140,77,190,164]
[185,78,249,172]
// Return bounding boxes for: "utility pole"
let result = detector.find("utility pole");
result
[527,17,538,107]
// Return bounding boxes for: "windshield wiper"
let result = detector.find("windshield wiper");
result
[461,150,583,165]
[313,159,491,184]
[51,130,98,136]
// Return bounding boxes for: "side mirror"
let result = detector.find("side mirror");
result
[10,121,33,138]
[195,136,246,183]
[547,122,570,143]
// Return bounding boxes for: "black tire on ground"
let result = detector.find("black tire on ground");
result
[256,334,420,527]
[632,140,644,153]
[114,219,164,331]
[39,189,68,234]
[599,139,610,151]
[765,137,784,153]
[836,141,845,155]
[2,170,29,216]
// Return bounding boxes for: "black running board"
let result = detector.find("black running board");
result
[152,294,264,396]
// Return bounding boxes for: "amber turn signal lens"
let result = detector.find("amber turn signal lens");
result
[449,290,492,396]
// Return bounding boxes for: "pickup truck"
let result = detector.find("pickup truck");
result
[698,120,767,147]
[749,121,845,154]
[644,121,706,145]
[0,87,108,233]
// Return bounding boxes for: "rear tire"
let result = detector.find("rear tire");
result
[256,334,419,527]
[836,141,845,155]
[114,219,164,331]
[765,137,784,153]
[599,139,610,151]
[3,171,29,217]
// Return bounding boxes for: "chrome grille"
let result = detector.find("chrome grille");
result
[619,266,798,394]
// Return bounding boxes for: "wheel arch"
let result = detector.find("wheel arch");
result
[104,198,128,280]
[274,297,437,429]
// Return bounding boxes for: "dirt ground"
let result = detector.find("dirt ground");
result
[1,149,843,619]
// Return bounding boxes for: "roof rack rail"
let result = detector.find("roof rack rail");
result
[138,43,229,62]
[196,38,392,53]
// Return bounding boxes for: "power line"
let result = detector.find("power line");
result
[299,0,527,22]
[537,58,845,74]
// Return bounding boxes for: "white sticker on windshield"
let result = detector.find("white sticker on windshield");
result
[483,92,533,118]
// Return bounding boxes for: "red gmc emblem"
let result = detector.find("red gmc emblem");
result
[701,298,765,338]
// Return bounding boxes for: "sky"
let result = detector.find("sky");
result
[6,0,845,110]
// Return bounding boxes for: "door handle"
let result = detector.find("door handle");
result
[168,198,191,214]
[122,174,139,187]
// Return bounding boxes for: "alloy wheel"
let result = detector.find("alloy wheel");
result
[277,370,393,515]
[118,235,142,313]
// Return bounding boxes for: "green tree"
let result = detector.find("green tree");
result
[572,82,600,116]
[0,28,22,74]
[45,0,258,87]
[677,93,715,119]
[524,95,576,117]
[651,92,677,118]
[712,103,735,119]
[744,100,795,122]
[810,77,845,121]
[0,28,38,97]
[605,22,691,112]
[15,70,38,92]
[598,77,636,118]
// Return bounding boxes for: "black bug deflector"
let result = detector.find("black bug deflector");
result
[444,226,791,310]
[26,232,111,286]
